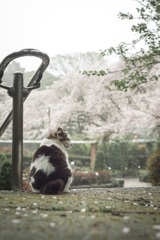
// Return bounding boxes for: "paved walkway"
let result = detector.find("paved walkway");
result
[124,178,152,188]
[0,187,159,240]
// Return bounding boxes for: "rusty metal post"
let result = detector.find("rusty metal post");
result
[90,142,97,170]
[12,72,23,191]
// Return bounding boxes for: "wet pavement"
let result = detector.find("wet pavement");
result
[124,178,152,188]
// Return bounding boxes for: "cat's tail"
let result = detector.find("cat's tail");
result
[40,179,64,195]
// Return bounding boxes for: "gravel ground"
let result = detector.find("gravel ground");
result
[0,187,160,240]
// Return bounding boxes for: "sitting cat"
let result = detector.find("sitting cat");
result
[29,127,73,194]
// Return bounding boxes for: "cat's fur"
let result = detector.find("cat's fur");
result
[29,127,73,195]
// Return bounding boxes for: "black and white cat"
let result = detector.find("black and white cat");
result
[29,127,73,195]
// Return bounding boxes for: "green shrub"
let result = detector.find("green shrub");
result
[0,161,12,190]
[94,151,106,171]
[68,143,90,156]
[147,149,160,186]
[139,169,150,182]
[0,153,11,167]
[95,170,112,184]
[68,143,90,167]
[96,140,155,177]
[72,170,111,186]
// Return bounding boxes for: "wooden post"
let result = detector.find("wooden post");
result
[90,142,97,170]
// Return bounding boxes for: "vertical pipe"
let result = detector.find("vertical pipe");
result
[90,143,97,170]
[12,72,23,191]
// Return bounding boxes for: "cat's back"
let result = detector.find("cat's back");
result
[33,138,68,168]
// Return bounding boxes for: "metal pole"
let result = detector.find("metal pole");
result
[12,72,23,191]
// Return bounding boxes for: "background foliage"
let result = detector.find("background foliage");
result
[86,0,160,91]
[0,0,160,186]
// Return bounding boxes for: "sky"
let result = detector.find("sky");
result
[0,0,138,70]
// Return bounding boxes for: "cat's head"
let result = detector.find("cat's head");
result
[47,127,72,148]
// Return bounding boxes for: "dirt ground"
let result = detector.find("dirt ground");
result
[0,187,160,240]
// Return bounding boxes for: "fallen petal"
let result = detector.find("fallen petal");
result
[122,227,130,234]
[153,225,160,230]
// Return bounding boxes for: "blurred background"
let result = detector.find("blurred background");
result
[0,0,160,189]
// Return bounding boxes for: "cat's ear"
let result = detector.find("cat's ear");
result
[57,127,63,133]
[47,131,54,139]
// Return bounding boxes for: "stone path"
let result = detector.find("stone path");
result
[124,178,152,188]
[0,187,160,240]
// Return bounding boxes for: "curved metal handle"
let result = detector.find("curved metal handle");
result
[0,48,50,85]
[0,49,50,137]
